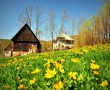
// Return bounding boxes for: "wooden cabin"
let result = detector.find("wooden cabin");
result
[11,23,41,56]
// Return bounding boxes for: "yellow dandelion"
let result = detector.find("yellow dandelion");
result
[93,70,99,75]
[19,79,23,82]
[82,49,88,53]
[29,77,36,85]
[71,58,79,63]
[90,63,100,70]
[53,81,64,90]
[68,72,77,80]
[24,86,28,89]
[44,60,51,68]
[45,68,57,78]
[91,60,95,63]
[52,60,57,66]
[31,68,41,74]
[18,84,24,89]
[59,68,65,73]
[100,80,108,87]
[60,59,65,64]
[54,63,63,69]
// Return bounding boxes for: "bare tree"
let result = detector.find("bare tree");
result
[48,8,55,50]
[76,14,85,47]
[71,17,76,36]
[19,6,33,28]
[99,0,110,43]
[59,9,69,34]
[36,29,42,40]
[44,23,49,50]
[35,6,43,39]
[77,14,85,33]
[44,23,49,40]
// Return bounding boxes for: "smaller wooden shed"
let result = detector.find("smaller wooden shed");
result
[4,44,13,56]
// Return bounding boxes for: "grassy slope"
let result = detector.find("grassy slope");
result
[0,44,110,89]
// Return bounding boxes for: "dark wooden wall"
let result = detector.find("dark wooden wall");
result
[16,29,37,42]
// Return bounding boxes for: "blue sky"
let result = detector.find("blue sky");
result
[0,0,102,40]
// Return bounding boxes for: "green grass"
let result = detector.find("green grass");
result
[0,44,110,90]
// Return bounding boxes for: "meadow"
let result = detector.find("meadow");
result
[0,44,110,90]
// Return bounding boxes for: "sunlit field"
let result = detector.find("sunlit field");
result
[0,44,110,90]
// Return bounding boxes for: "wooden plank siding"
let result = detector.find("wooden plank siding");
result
[11,23,41,53]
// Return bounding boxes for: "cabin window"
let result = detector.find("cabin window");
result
[57,37,65,40]
[65,40,73,45]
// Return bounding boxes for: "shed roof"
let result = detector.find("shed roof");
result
[11,23,39,43]
[56,33,74,40]
[4,44,13,51]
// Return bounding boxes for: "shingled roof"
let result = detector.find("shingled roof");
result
[11,23,39,43]
[54,33,74,41]
[4,43,13,51]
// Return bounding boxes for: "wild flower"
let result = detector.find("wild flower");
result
[52,61,58,67]
[31,68,40,74]
[53,62,63,69]
[59,68,65,73]
[44,59,53,68]
[45,68,57,78]
[60,59,65,64]
[68,72,77,80]
[91,60,95,63]
[53,81,64,90]
[29,77,36,85]
[18,84,24,89]
[24,86,28,89]
[71,58,79,63]
[52,61,65,73]
[82,49,88,53]
[18,84,28,89]
[19,79,23,82]
[100,80,108,87]
[93,70,99,75]
[90,63,100,70]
